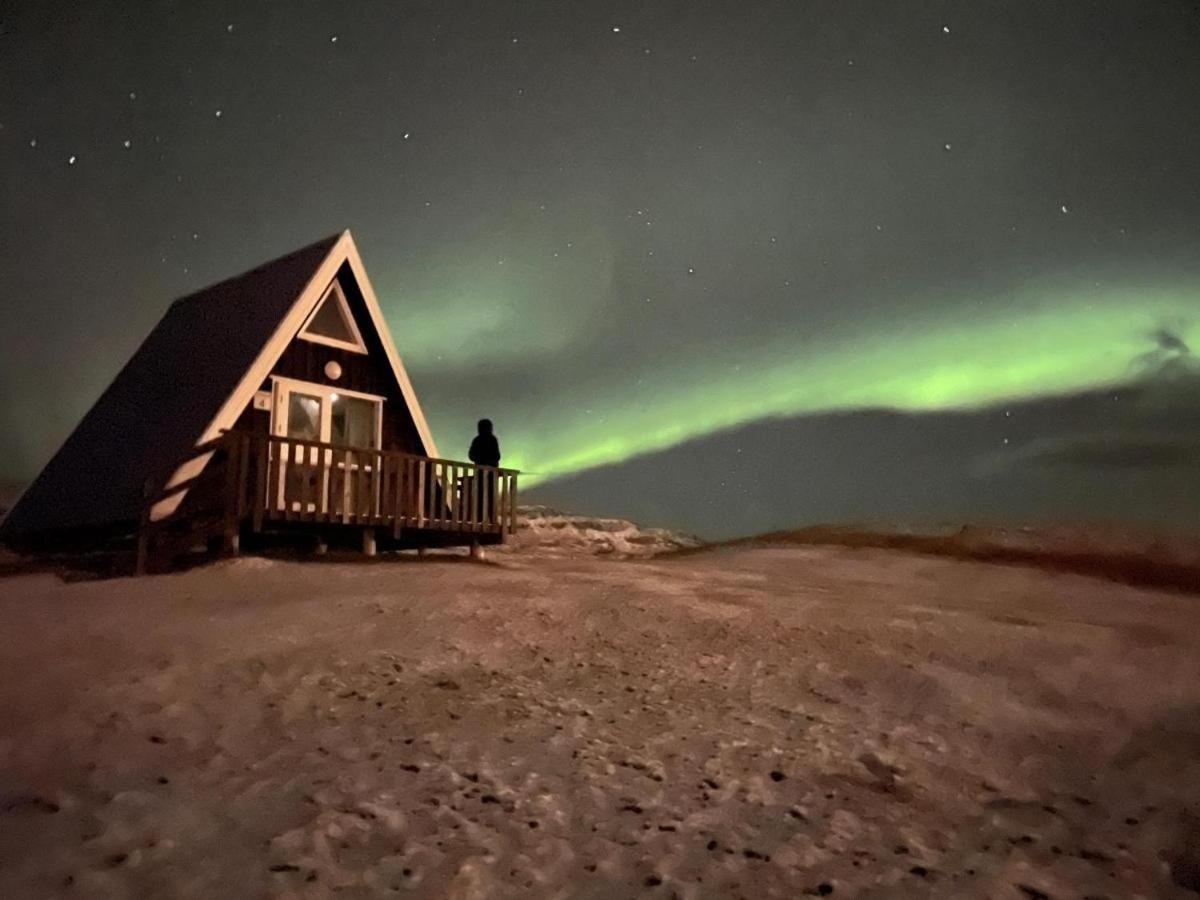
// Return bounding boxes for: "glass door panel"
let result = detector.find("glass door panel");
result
[286,393,323,439]
[331,394,377,448]
[282,391,325,514]
[330,394,379,516]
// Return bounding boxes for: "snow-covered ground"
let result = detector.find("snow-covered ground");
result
[2,536,1200,897]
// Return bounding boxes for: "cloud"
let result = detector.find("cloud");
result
[1132,324,1198,379]
[1000,432,1200,470]
[1151,327,1190,355]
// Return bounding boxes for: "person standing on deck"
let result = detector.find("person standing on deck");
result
[468,419,501,523]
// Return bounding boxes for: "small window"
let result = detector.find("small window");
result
[298,282,367,353]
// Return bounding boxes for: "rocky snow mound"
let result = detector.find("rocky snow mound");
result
[494,505,703,558]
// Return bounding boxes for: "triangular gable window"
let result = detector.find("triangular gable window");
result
[298,281,367,353]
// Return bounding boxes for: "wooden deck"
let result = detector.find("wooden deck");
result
[137,432,518,572]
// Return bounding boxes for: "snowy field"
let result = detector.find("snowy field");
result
[2,530,1200,897]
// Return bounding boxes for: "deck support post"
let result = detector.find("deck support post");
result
[417,546,429,557]
[135,475,155,576]
[470,540,484,561]
[222,531,240,557]
[362,529,377,558]
[314,536,328,556]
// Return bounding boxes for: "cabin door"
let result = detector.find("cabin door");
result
[269,378,384,516]
[274,387,326,515]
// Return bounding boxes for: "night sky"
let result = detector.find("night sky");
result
[3,1,1200,537]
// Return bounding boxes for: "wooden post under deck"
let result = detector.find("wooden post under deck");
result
[220,438,243,557]
[135,476,154,575]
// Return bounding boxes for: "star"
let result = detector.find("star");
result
[942,25,951,34]
[214,109,223,118]
[122,139,131,149]
[330,35,338,43]
[67,155,76,165]
[1060,204,1070,214]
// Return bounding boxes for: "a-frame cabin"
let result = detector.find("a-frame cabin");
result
[0,230,518,571]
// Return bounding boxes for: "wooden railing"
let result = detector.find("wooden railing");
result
[237,433,519,537]
[138,431,518,572]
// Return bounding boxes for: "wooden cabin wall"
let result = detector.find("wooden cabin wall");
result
[229,262,427,454]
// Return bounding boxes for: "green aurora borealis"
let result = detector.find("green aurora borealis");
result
[404,282,1199,484]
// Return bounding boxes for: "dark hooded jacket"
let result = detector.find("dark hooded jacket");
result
[468,420,501,467]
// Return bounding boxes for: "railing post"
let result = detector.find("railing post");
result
[252,436,267,532]
[342,448,353,524]
[221,435,242,556]
[456,465,466,530]
[398,456,407,526]
[436,462,446,526]
[510,473,519,538]
[371,451,377,521]
[374,450,384,522]
[281,440,293,521]
[464,466,474,531]
[481,468,490,529]
[235,434,251,519]
[442,463,452,526]
[421,459,429,526]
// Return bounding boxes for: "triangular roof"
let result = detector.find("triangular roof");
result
[1,230,437,537]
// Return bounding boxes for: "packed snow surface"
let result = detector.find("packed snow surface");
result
[2,541,1200,897]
